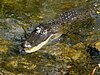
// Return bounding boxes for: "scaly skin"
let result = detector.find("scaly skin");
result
[22,2,98,53]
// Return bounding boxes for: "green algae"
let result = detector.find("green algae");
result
[0,38,13,53]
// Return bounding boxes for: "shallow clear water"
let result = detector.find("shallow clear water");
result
[0,0,100,75]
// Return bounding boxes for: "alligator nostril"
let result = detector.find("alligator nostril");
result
[24,41,32,48]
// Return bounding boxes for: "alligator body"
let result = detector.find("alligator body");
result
[22,2,97,53]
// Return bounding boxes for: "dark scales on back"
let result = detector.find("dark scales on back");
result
[22,2,98,53]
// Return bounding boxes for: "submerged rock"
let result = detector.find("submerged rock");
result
[95,42,100,51]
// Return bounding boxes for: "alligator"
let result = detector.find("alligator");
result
[22,1,99,53]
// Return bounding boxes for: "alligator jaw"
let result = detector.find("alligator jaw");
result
[24,32,62,53]
[24,34,54,53]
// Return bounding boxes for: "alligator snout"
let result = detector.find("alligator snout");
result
[23,41,32,48]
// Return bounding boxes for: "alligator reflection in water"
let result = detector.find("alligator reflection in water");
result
[22,3,97,53]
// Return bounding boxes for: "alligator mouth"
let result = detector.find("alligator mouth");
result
[24,32,63,53]
[24,34,54,53]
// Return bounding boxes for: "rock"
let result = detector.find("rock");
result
[95,42,100,51]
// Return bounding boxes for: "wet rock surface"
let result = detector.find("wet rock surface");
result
[0,0,100,75]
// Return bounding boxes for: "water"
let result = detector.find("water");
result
[0,0,100,75]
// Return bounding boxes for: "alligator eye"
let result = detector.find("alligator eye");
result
[24,41,32,48]
[36,27,41,33]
